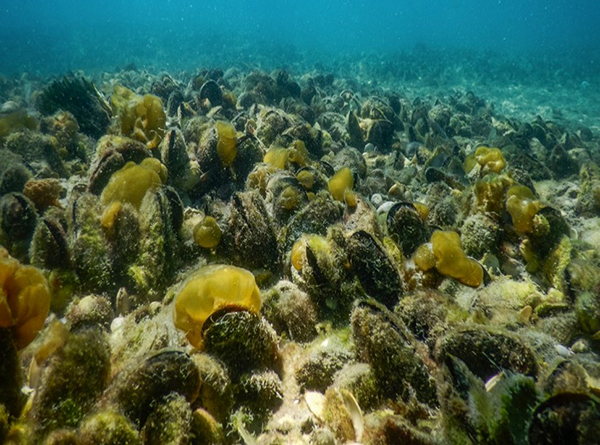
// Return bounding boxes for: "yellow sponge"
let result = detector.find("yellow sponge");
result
[506,185,542,234]
[173,265,261,348]
[216,121,237,166]
[111,85,166,149]
[193,217,222,249]
[415,231,483,288]
[475,146,506,174]
[328,167,356,207]
[100,158,166,209]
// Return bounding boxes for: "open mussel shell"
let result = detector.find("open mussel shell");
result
[199,80,223,107]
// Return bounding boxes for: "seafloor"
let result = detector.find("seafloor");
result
[1,49,600,444]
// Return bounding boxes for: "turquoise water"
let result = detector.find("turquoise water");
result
[1,0,599,75]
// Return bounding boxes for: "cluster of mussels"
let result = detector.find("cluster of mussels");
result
[1,66,600,445]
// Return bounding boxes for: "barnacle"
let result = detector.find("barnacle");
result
[0,248,51,349]
[415,230,483,288]
[100,158,167,209]
[173,265,261,348]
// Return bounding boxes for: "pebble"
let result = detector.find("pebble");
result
[370,193,383,206]
[376,201,395,214]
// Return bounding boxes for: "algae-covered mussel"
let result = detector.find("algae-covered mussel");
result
[1,63,599,444]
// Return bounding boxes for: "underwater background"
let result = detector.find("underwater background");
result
[2,0,600,75]
[3,0,600,130]
[3,0,600,444]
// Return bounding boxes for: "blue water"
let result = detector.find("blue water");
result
[1,0,599,76]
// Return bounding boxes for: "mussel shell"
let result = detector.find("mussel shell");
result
[331,146,367,179]
[284,123,324,158]
[296,165,328,192]
[282,197,343,254]
[346,110,363,147]
[0,328,23,418]
[160,186,184,232]
[266,173,308,225]
[227,191,279,270]
[540,359,590,396]
[138,186,184,281]
[106,349,200,427]
[0,192,38,242]
[529,206,570,256]
[202,310,280,378]
[166,90,184,117]
[435,327,538,382]
[346,230,404,309]
[30,214,71,269]
[365,119,394,152]
[528,392,600,444]
[361,97,396,121]
[386,202,428,257]
[159,128,189,181]
[351,299,438,407]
